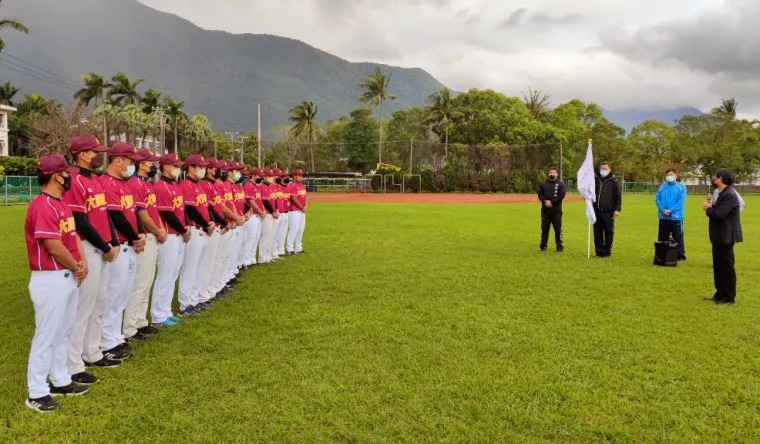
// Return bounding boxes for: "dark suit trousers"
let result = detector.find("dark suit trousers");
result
[593,211,615,257]
[540,208,563,249]
[658,219,686,259]
[712,243,736,302]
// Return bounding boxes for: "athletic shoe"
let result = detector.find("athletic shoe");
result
[103,346,131,361]
[556,247,564,253]
[160,319,178,327]
[169,315,181,323]
[715,300,735,305]
[138,325,161,335]
[71,372,99,385]
[49,383,90,397]
[125,332,149,343]
[25,396,59,413]
[178,306,199,317]
[85,357,122,368]
[287,252,295,256]
[116,341,132,352]
[540,246,547,252]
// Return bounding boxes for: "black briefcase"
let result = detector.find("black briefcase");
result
[653,241,678,267]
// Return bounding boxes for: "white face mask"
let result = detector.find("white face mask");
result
[171,167,181,179]
[123,164,136,179]
[599,169,610,178]
[666,175,676,183]
[196,167,207,179]
[233,171,242,181]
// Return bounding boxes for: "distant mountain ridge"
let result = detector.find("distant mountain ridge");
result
[603,107,705,133]
[1,0,446,134]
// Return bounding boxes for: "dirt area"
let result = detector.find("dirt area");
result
[309,193,582,204]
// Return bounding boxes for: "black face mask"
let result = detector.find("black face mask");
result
[255,177,263,184]
[60,174,72,191]
[147,165,158,178]
[89,152,104,170]
[275,178,282,184]
[284,178,291,184]
[220,172,229,181]
[548,175,557,181]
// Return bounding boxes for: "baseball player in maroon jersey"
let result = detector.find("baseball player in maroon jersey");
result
[287,169,308,254]
[63,135,121,384]
[178,154,215,315]
[100,143,145,361]
[258,168,278,263]
[268,169,284,260]
[241,167,266,267]
[274,169,291,257]
[220,162,243,283]
[123,149,167,341]
[229,162,248,272]
[24,154,90,413]
[212,161,241,291]
[151,154,187,327]
[197,158,227,302]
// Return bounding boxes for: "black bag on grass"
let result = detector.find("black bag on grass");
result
[653,241,678,267]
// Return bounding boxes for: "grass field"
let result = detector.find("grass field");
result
[1,194,759,442]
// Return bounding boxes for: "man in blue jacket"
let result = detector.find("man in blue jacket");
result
[655,168,687,261]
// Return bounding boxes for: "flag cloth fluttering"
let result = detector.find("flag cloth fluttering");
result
[577,139,597,225]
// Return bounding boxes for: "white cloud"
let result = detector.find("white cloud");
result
[137,0,748,114]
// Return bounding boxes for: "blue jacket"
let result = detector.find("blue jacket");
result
[655,181,686,220]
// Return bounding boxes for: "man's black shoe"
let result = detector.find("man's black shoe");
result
[116,341,132,352]
[85,357,122,368]
[71,372,99,385]
[703,297,719,302]
[556,247,564,253]
[50,383,90,397]
[25,395,59,413]
[715,300,735,305]
[103,346,131,361]
[125,332,149,343]
[540,246,547,252]
[179,306,200,317]
[138,325,161,335]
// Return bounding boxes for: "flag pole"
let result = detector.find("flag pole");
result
[587,222,591,259]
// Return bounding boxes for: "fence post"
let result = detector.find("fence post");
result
[29,176,32,200]
[4,176,7,206]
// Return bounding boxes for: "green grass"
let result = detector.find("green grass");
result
[1,195,759,442]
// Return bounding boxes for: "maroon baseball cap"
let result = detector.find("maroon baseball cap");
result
[109,142,143,161]
[264,168,275,176]
[184,153,209,167]
[213,159,227,169]
[272,168,282,176]
[69,134,108,154]
[219,161,232,171]
[252,168,263,176]
[136,149,160,162]
[230,162,242,171]
[280,170,290,177]
[37,154,70,175]
[293,169,305,176]
[159,153,183,167]
[205,157,218,168]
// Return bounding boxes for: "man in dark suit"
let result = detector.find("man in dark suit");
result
[704,169,743,305]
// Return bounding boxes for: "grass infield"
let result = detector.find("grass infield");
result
[0,194,758,442]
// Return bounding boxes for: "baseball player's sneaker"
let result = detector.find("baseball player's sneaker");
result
[85,357,122,368]
[138,325,161,335]
[71,372,99,385]
[103,346,131,361]
[169,315,182,323]
[25,396,60,413]
[157,319,178,328]
[125,332,150,343]
[178,306,200,317]
[49,383,90,397]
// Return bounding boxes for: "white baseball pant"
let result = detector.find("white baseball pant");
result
[123,234,158,338]
[101,245,136,351]
[27,270,78,399]
[151,233,184,324]
[213,228,232,291]
[270,216,281,258]
[179,227,207,309]
[287,210,306,254]
[68,241,109,374]
[258,214,275,263]
[245,216,262,266]
[236,219,250,268]
[275,212,289,256]
[199,229,222,302]
[225,228,241,282]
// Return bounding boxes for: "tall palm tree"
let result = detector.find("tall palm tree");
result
[0,1,29,53]
[140,88,162,114]
[425,87,461,158]
[521,88,551,121]
[358,67,396,164]
[712,98,737,120]
[163,97,187,154]
[288,100,319,171]
[74,72,109,106]
[107,72,143,107]
[0,80,19,105]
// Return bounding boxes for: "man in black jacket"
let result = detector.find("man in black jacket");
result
[538,167,566,252]
[704,169,743,305]
[594,161,622,257]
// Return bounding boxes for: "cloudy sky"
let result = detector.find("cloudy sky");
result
[137,0,758,115]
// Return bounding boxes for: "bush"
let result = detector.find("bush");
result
[0,156,39,176]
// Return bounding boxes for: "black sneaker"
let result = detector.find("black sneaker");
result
[25,395,59,413]
[71,372,99,385]
[540,247,547,252]
[179,306,200,317]
[103,346,131,361]
[85,357,122,368]
[556,247,564,253]
[117,341,132,352]
[125,332,150,343]
[49,383,90,397]
[138,325,161,335]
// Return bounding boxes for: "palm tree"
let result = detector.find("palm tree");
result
[712,98,737,120]
[521,88,551,121]
[358,67,396,164]
[141,88,162,114]
[74,73,109,107]
[425,87,461,158]
[0,1,29,53]
[163,97,187,154]
[108,72,143,107]
[0,80,19,105]
[288,100,319,171]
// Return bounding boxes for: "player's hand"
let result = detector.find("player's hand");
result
[544,200,553,208]
[662,210,671,216]
[273,211,280,220]
[156,229,168,244]
[704,200,713,210]
[302,207,307,214]
[104,245,119,262]
[182,231,192,242]
[613,211,620,217]
[75,261,88,286]
[206,222,216,236]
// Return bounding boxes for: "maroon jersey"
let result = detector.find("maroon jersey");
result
[25,193,80,271]
[63,168,112,243]
[102,174,139,244]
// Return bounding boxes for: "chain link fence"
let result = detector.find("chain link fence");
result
[1,176,40,206]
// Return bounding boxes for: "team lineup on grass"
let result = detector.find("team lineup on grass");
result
[23,134,308,413]
[20,135,744,419]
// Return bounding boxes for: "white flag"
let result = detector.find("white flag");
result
[576,139,597,224]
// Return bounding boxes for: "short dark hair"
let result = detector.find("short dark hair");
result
[548,167,558,173]
[715,168,735,186]
[37,171,54,186]
[666,168,676,174]
[600,161,610,168]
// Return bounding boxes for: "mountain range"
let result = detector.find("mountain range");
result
[2,0,704,136]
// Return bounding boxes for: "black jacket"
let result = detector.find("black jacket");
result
[595,174,622,213]
[707,186,743,245]
[538,179,566,209]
